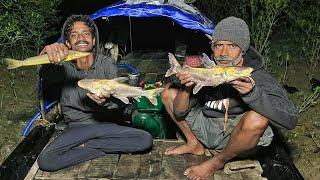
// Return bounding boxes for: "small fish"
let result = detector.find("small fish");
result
[165,53,254,94]
[78,77,164,106]
[4,50,90,69]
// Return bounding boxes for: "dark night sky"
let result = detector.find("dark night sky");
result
[58,0,118,18]
[46,0,118,42]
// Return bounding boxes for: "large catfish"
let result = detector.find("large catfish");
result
[165,53,254,94]
[78,77,163,106]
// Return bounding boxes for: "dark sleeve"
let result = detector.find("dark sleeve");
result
[39,64,65,84]
[241,70,298,130]
[102,55,118,79]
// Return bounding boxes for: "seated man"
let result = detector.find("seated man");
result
[161,16,298,179]
[37,15,153,172]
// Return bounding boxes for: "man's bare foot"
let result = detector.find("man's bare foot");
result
[164,142,204,155]
[183,157,224,180]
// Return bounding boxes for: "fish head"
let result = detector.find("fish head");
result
[224,66,254,81]
[78,79,110,96]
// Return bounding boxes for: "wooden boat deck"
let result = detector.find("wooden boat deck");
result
[26,139,266,180]
[24,51,266,179]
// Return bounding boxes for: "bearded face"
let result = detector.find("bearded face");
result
[212,40,243,66]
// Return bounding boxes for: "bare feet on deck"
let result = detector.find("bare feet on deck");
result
[184,157,225,180]
[164,142,205,155]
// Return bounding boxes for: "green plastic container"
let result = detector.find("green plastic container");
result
[133,94,166,138]
[133,112,165,138]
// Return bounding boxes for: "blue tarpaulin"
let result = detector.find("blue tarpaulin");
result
[90,0,214,35]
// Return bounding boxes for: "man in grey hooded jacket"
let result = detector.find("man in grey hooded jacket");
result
[161,16,298,179]
[37,15,152,172]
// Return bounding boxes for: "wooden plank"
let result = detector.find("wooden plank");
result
[160,141,188,179]
[24,159,39,180]
[32,139,267,180]
[214,170,243,180]
[185,153,211,167]
[35,160,91,179]
[136,140,164,179]
[113,154,141,179]
[240,171,268,180]
[86,154,119,179]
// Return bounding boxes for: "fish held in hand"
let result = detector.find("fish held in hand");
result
[4,50,90,69]
[78,77,164,106]
[165,53,253,94]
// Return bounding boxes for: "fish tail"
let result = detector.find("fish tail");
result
[4,58,22,70]
[145,88,164,106]
[165,53,181,77]
[147,88,164,96]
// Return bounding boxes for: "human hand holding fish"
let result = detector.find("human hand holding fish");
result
[5,48,90,69]
[176,71,194,88]
[229,76,255,94]
[165,53,254,94]
[40,42,69,64]
[78,77,164,106]
[87,92,111,106]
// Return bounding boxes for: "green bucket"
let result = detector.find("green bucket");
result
[133,94,166,138]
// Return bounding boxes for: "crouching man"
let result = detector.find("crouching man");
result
[161,16,298,179]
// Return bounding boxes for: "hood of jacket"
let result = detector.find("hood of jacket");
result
[243,46,264,71]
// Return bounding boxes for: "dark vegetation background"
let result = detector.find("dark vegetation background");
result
[0,0,319,179]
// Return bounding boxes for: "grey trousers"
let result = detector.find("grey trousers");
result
[37,122,153,172]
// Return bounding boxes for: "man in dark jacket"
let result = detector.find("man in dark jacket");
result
[37,15,153,172]
[161,16,298,179]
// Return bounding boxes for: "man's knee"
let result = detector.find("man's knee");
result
[161,85,175,103]
[139,131,153,150]
[161,86,172,102]
[241,111,269,132]
[160,88,170,103]
[37,152,60,172]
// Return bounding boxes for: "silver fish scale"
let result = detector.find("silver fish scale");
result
[114,84,147,98]
[185,67,227,87]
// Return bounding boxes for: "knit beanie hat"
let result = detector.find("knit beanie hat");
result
[212,16,250,53]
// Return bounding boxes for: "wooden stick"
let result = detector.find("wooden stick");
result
[224,98,230,132]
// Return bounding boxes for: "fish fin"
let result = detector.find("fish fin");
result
[4,58,23,70]
[201,53,216,68]
[112,77,128,83]
[148,97,158,106]
[193,84,203,94]
[113,95,130,104]
[145,88,164,106]
[133,97,140,102]
[165,53,181,77]
[146,88,164,96]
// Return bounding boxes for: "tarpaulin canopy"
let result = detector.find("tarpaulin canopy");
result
[90,0,214,36]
